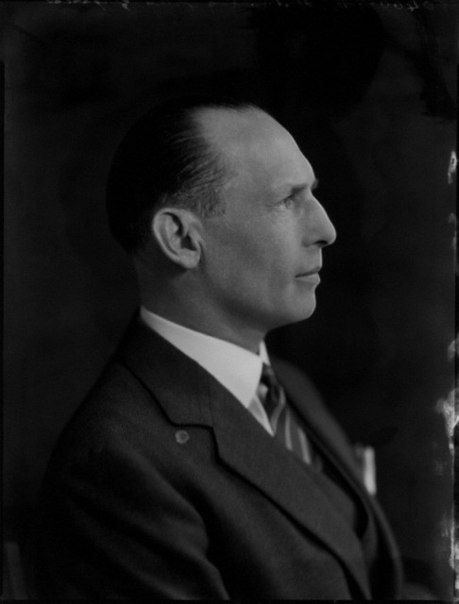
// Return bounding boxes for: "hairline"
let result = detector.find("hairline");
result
[156,101,260,217]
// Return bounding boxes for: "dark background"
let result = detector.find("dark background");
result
[3,0,456,599]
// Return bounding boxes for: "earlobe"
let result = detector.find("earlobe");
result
[151,208,202,269]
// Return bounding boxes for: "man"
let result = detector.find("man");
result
[36,97,404,599]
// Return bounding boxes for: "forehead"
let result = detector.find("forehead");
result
[195,107,315,195]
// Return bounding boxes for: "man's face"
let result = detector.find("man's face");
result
[197,107,337,337]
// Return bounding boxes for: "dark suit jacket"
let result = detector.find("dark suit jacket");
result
[36,316,403,599]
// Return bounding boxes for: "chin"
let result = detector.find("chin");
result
[295,307,316,324]
[271,298,317,329]
[293,295,317,321]
[304,299,317,318]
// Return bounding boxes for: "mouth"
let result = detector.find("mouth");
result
[295,267,321,285]
[296,267,322,278]
[296,274,320,285]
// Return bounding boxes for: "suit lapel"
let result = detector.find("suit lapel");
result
[118,316,214,426]
[270,355,403,598]
[119,317,371,598]
[210,389,372,599]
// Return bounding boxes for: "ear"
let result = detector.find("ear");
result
[151,207,204,269]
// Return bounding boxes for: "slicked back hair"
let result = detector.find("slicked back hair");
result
[106,95,257,254]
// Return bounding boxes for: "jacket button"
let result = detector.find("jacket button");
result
[175,430,190,444]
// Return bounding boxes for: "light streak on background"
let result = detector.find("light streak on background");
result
[448,150,457,185]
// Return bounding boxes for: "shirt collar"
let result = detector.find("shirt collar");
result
[140,306,269,408]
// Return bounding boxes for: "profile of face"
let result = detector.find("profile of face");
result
[196,107,337,337]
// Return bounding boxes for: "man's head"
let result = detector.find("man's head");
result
[106,97,336,347]
[106,96,234,253]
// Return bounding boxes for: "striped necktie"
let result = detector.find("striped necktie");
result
[258,363,314,466]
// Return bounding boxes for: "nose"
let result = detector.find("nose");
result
[307,196,337,248]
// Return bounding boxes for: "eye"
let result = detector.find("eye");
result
[280,194,296,208]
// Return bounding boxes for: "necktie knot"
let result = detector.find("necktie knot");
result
[260,363,280,392]
[258,363,285,430]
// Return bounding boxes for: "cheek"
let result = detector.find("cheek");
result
[204,217,298,290]
[206,223,262,269]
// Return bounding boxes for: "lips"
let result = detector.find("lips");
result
[296,267,321,277]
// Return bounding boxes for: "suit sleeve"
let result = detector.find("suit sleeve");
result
[36,436,230,599]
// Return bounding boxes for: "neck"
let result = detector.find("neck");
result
[141,296,265,355]
[135,256,267,354]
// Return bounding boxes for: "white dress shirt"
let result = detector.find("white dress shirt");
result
[140,306,274,436]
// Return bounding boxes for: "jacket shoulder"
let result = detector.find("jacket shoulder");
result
[47,358,169,468]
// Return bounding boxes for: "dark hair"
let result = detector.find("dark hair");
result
[106,95,256,254]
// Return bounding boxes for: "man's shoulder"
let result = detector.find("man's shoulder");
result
[81,356,159,427]
[47,354,166,470]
